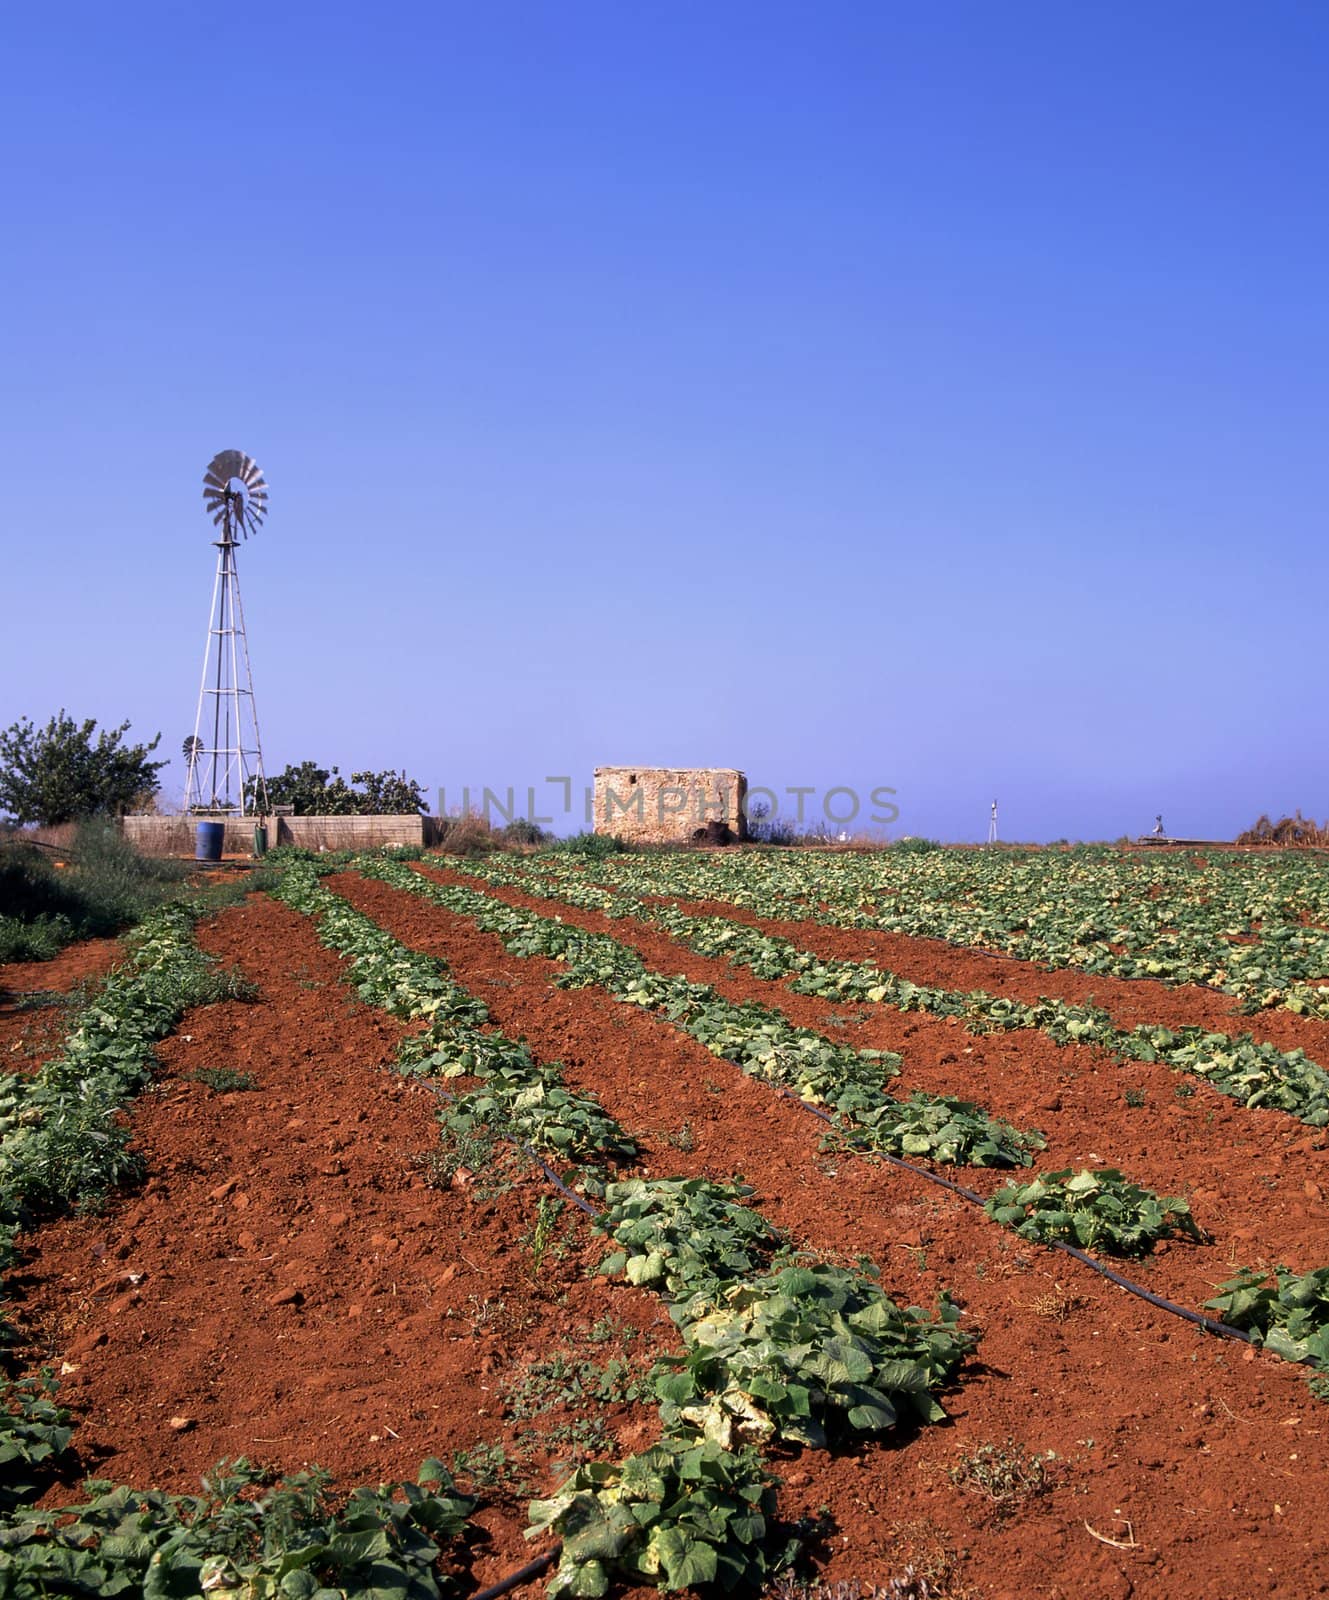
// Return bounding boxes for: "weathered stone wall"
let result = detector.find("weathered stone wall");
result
[593,767,747,845]
[121,813,428,856]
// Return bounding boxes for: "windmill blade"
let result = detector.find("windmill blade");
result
[202,449,269,535]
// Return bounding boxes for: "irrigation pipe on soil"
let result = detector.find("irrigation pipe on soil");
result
[775,1088,1253,1347]
[469,1548,562,1600]
[444,1055,1256,1600]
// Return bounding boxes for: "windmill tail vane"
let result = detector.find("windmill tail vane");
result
[185,450,271,816]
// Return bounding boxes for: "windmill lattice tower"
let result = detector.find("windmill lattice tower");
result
[185,450,270,815]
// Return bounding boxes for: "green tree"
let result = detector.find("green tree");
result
[250,762,428,815]
[0,712,166,826]
[349,769,429,814]
[251,761,357,815]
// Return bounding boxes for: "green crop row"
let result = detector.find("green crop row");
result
[0,1458,479,1599]
[467,853,1329,1128]
[531,1178,973,1598]
[273,864,637,1172]
[357,857,1042,1170]
[0,902,250,1227]
[272,864,978,1595]
[0,893,484,1595]
[521,845,1329,1019]
[355,860,1213,1261]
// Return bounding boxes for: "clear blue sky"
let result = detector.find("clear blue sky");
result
[3,3,1326,841]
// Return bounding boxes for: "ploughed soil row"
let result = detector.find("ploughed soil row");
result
[0,938,123,1074]
[336,868,1329,1600]
[657,891,1329,1063]
[10,894,668,1587]
[409,866,1329,1293]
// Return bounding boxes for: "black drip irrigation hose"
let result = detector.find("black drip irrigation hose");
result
[469,1548,562,1600]
[531,1152,601,1217]
[408,979,1254,1600]
[776,1087,1251,1346]
[421,1082,602,1217]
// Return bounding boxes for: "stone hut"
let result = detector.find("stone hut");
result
[593,767,748,845]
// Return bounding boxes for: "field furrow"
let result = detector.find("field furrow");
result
[12,894,668,1588]
[398,862,1329,1293]
[329,863,1329,1600]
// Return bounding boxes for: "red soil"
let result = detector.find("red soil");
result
[9,873,1329,1600]
[0,938,124,1071]
[11,897,667,1586]
[663,894,1329,1062]
[409,865,1329,1291]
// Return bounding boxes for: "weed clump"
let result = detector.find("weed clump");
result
[0,821,189,961]
[950,1439,1055,1507]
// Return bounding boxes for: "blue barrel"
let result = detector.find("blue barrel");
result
[195,821,225,862]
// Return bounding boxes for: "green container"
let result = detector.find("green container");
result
[252,824,269,858]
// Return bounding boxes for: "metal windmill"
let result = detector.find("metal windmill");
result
[184,450,270,815]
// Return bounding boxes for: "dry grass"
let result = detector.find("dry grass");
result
[950,1439,1056,1509]
[1237,811,1329,847]
[1028,1283,1088,1321]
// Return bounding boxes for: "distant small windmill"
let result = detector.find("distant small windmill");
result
[184,450,270,815]
[181,734,204,804]
[987,799,998,846]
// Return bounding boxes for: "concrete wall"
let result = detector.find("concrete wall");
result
[121,813,428,856]
[593,767,747,845]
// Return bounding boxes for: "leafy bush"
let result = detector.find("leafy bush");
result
[1205,1265,1329,1367]
[502,818,554,847]
[0,1456,477,1595]
[0,822,189,962]
[655,1264,974,1449]
[0,1371,72,1509]
[595,1179,781,1305]
[441,1065,638,1168]
[258,843,344,874]
[527,1436,789,1597]
[434,816,498,858]
[985,1168,1207,1256]
[858,1092,1043,1168]
[743,803,803,847]
[552,832,631,859]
